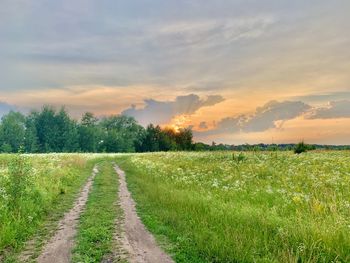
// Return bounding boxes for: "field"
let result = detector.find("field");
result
[0,154,98,261]
[0,151,349,262]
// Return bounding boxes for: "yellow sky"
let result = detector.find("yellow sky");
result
[1,1,350,144]
[1,84,350,145]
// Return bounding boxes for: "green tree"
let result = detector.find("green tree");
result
[175,128,194,150]
[194,142,210,151]
[159,128,177,151]
[24,112,39,153]
[34,106,58,152]
[56,108,79,152]
[100,115,144,152]
[79,112,99,152]
[141,124,162,152]
[32,106,79,152]
[0,111,26,153]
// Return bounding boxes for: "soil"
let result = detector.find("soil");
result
[36,166,99,263]
[114,165,174,263]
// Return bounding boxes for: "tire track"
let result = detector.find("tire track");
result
[114,165,174,263]
[36,165,98,263]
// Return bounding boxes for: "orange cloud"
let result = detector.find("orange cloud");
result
[1,85,164,116]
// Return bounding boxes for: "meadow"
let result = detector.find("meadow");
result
[116,151,350,262]
[0,154,99,261]
[0,151,349,262]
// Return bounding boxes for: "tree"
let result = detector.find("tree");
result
[193,142,209,151]
[24,112,39,153]
[100,115,144,152]
[159,128,177,151]
[0,111,26,153]
[175,128,193,150]
[31,106,79,152]
[139,126,194,152]
[56,108,79,152]
[0,106,197,153]
[34,106,59,152]
[141,124,162,152]
[79,112,99,152]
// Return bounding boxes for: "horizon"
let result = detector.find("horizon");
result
[1,1,350,145]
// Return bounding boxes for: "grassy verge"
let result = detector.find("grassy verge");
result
[72,161,120,263]
[0,154,96,262]
[115,152,350,262]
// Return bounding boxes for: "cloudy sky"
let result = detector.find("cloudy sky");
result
[1,0,350,144]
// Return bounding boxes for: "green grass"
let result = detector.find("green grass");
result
[0,154,96,262]
[2,152,349,262]
[72,161,120,263]
[116,151,350,262]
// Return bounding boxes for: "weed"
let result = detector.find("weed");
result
[115,151,350,262]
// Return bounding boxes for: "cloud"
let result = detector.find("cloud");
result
[198,121,208,129]
[307,100,350,119]
[292,91,350,104]
[0,85,164,118]
[0,0,278,91]
[122,94,224,126]
[195,100,311,136]
[216,116,246,133]
[243,100,311,132]
[153,16,276,48]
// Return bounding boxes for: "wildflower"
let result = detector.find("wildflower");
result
[292,195,302,204]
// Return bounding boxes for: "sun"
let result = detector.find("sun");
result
[164,115,191,132]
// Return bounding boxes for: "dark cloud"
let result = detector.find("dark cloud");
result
[243,100,311,132]
[307,100,350,119]
[0,0,277,91]
[293,91,350,104]
[196,100,311,136]
[217,116,245,133]
[197,99,350,138]
[122,94,224,126]
[1,0,349,95]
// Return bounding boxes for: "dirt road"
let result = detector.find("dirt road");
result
[114,165,174,263]
[36,166,98,263]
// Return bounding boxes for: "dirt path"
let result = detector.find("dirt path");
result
[114,165,174,263]
[36,166,99,263]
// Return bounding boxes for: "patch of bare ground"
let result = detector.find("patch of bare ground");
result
[32,165,98,263]
[114,165,174,263]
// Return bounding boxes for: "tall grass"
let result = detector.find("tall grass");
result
[116,151,350,262]
[0,154,94,257]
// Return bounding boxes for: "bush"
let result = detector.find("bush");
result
[294,141,308,154]
[233,152,246,162]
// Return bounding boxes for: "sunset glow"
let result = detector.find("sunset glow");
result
[1,1,349,144]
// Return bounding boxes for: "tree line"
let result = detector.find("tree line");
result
[0,106,194,153]
[1,107,348,153]
[193,142,350,151]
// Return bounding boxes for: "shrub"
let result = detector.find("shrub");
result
[232,152,246,162]
[294,141,308,154]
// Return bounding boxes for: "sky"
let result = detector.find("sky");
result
[0,0,350,145]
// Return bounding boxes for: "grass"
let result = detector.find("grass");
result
[116,151,350,262]
[72,161,121,263]
[1,152,349,262]
[0,154,97,262]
